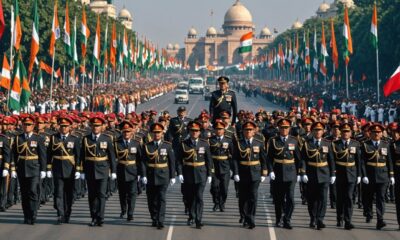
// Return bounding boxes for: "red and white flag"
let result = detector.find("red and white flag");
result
[383,65,400,97]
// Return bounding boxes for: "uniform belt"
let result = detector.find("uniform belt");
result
[240,161,260,166]
[366,162,386,167]
[148,163,168,168]
[53,156,75,164]
[86,156,108,161]
[183,161,205,167]
[274,159,295,164]
[336,161,355,167]
[307,161,328,167]
[212,156,228,161]
[18,156,39,160]
[118,160,136,165]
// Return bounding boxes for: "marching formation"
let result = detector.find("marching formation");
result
[0,76,399,233]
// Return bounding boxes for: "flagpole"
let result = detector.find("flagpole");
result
[7,5,14,110]
[92,65,95,111]
[49,51,56,112]
[82,58,85,94]
[345,65,349,98]
[376,36,380,103]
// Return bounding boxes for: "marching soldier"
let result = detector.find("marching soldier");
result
[209,119,234,212]
[209,76,238,125]
[141,123,176,229]
[266,118,301,229]
[361,123,394,230]
[390,126,400,230]
[47,116,81,224]
[115,120,142,221]
[332,123,363,230]
[300,122,335,230]
[0,119,11,212]
[13,115,47,224]
[80,116,116,227]
[4,117,19,208]
[37,115,53,205]
[232,121,268,229]
[176,121,212,229]
[326,121,341,210]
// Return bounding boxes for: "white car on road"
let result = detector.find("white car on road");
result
[174,89,189,104]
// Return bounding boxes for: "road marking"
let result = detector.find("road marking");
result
[187,94,201,116]
[166,214,176,240]
[263,193,277,240]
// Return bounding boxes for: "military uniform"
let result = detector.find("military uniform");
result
[390,136,400,228]
[0,133,11,212]
[80,117,116,226]
[209,77,238,124]
[47,117,81,224]
[142,123,175,228]
[38,129,53,204]
[232,121,267,229]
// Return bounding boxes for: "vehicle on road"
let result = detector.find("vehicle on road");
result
[189,77,205,94]
[174,89,189,104]
[204,86,211,101]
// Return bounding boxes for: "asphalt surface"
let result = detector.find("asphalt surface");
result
[1,90,399,240]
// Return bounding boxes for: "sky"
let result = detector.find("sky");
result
[114,0,325,48]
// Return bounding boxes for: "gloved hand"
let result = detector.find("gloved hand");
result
[330,176,336,185]
[170,178,176,186]
[357,177,361,184]
[46,171,52,178]
[141,176,148,185]
[40,171,46,179]
[362,177,369,184]
[111,173,117,180]
[234,175,240,182]
[2,170,9,177]
[138,175,141,181]
[390,177,395,185]
[230,170,233,177]
[11,171,17,179]
[207,176,212,184]
[297,175,301,183]
[80,173,85,180]
[261,176,266,182]
[302,175,309,183]
[269,172,276,181]
[178,175,184,183]
[75,172,81,180]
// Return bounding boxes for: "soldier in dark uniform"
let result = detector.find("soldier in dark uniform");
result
[104,113,120,198]
[209,119,234,212]
[199,115,213,141]
[232,121,268,229]
[332,123,363,230]
[176,121,212,229]
[266,118,301,229]
[300,122,335,230]
[141,123,176,229]
[390,126,400,230]
[326,120,341,209]
[298,117,314,205]
[209,76,237,125]
[80,116,116,227]
[115,120,142,221]
[4,116,19,208]
[361,123,394,230]
[13,115,46,224]
[47,116,81,224]
[0,119,11,212]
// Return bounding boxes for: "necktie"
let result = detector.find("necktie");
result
[282,137,286,143]
[62,136,66,141]
[155,141,158,148]
[94,136,97,142]
[316,140,320,147]
[247,140,251,147]
[344,141,348,148]
[374,142,378,149]
[25,134,29,140]
[125,140,128,148]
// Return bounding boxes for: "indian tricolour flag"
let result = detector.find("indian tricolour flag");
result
[239,32,253,54]
[370,3,378,49]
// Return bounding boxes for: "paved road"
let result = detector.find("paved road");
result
[1,90,399,240]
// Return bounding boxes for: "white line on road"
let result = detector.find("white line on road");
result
[263,193,277,240]
[166,215,176,240]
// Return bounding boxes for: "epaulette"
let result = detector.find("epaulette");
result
[224,134,232,139]
[103,133,114,141]
[254,138,264,144]
[163,140,172,145]
[199,139,208,143]
[70,133,80,139]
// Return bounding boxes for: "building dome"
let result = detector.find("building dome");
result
[206,27,217,36]
[188,27,197,36]
[291,19,303,29]
[167,43,173,50]
[224,0,253,24]
[336,0,355,8]
[119,7,132,20]
[174,44,180,50]
[317,2,330,13]
[260,27,271,36]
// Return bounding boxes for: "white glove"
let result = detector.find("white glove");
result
[138,175,141,181]
[357,177,361,184]
[261,176,266,182]
[11,171,17,179]
[207,176,212,184]
[330,176,336,185]
[40,171,46,179]
[362,177,369,184]
[141,176,148,185]
[170,178,176,186]
[46,171,52,178]
[269,172,276,181]
[2,170,9,177]
[302,175,309,183]
[390,177,395,185]
[80,173,85,180]
[234,175,240,182]
[230,170,233,177]
[297,175,301,183]
[178,175,184,183]
[75,172,81,180]
[111,173,117,180]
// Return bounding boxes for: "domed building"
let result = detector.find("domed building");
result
[316,0,355,19]
[118,7,133,30]
[89,0,117,19]
[183,0,273,68]
[291,19,303,30]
